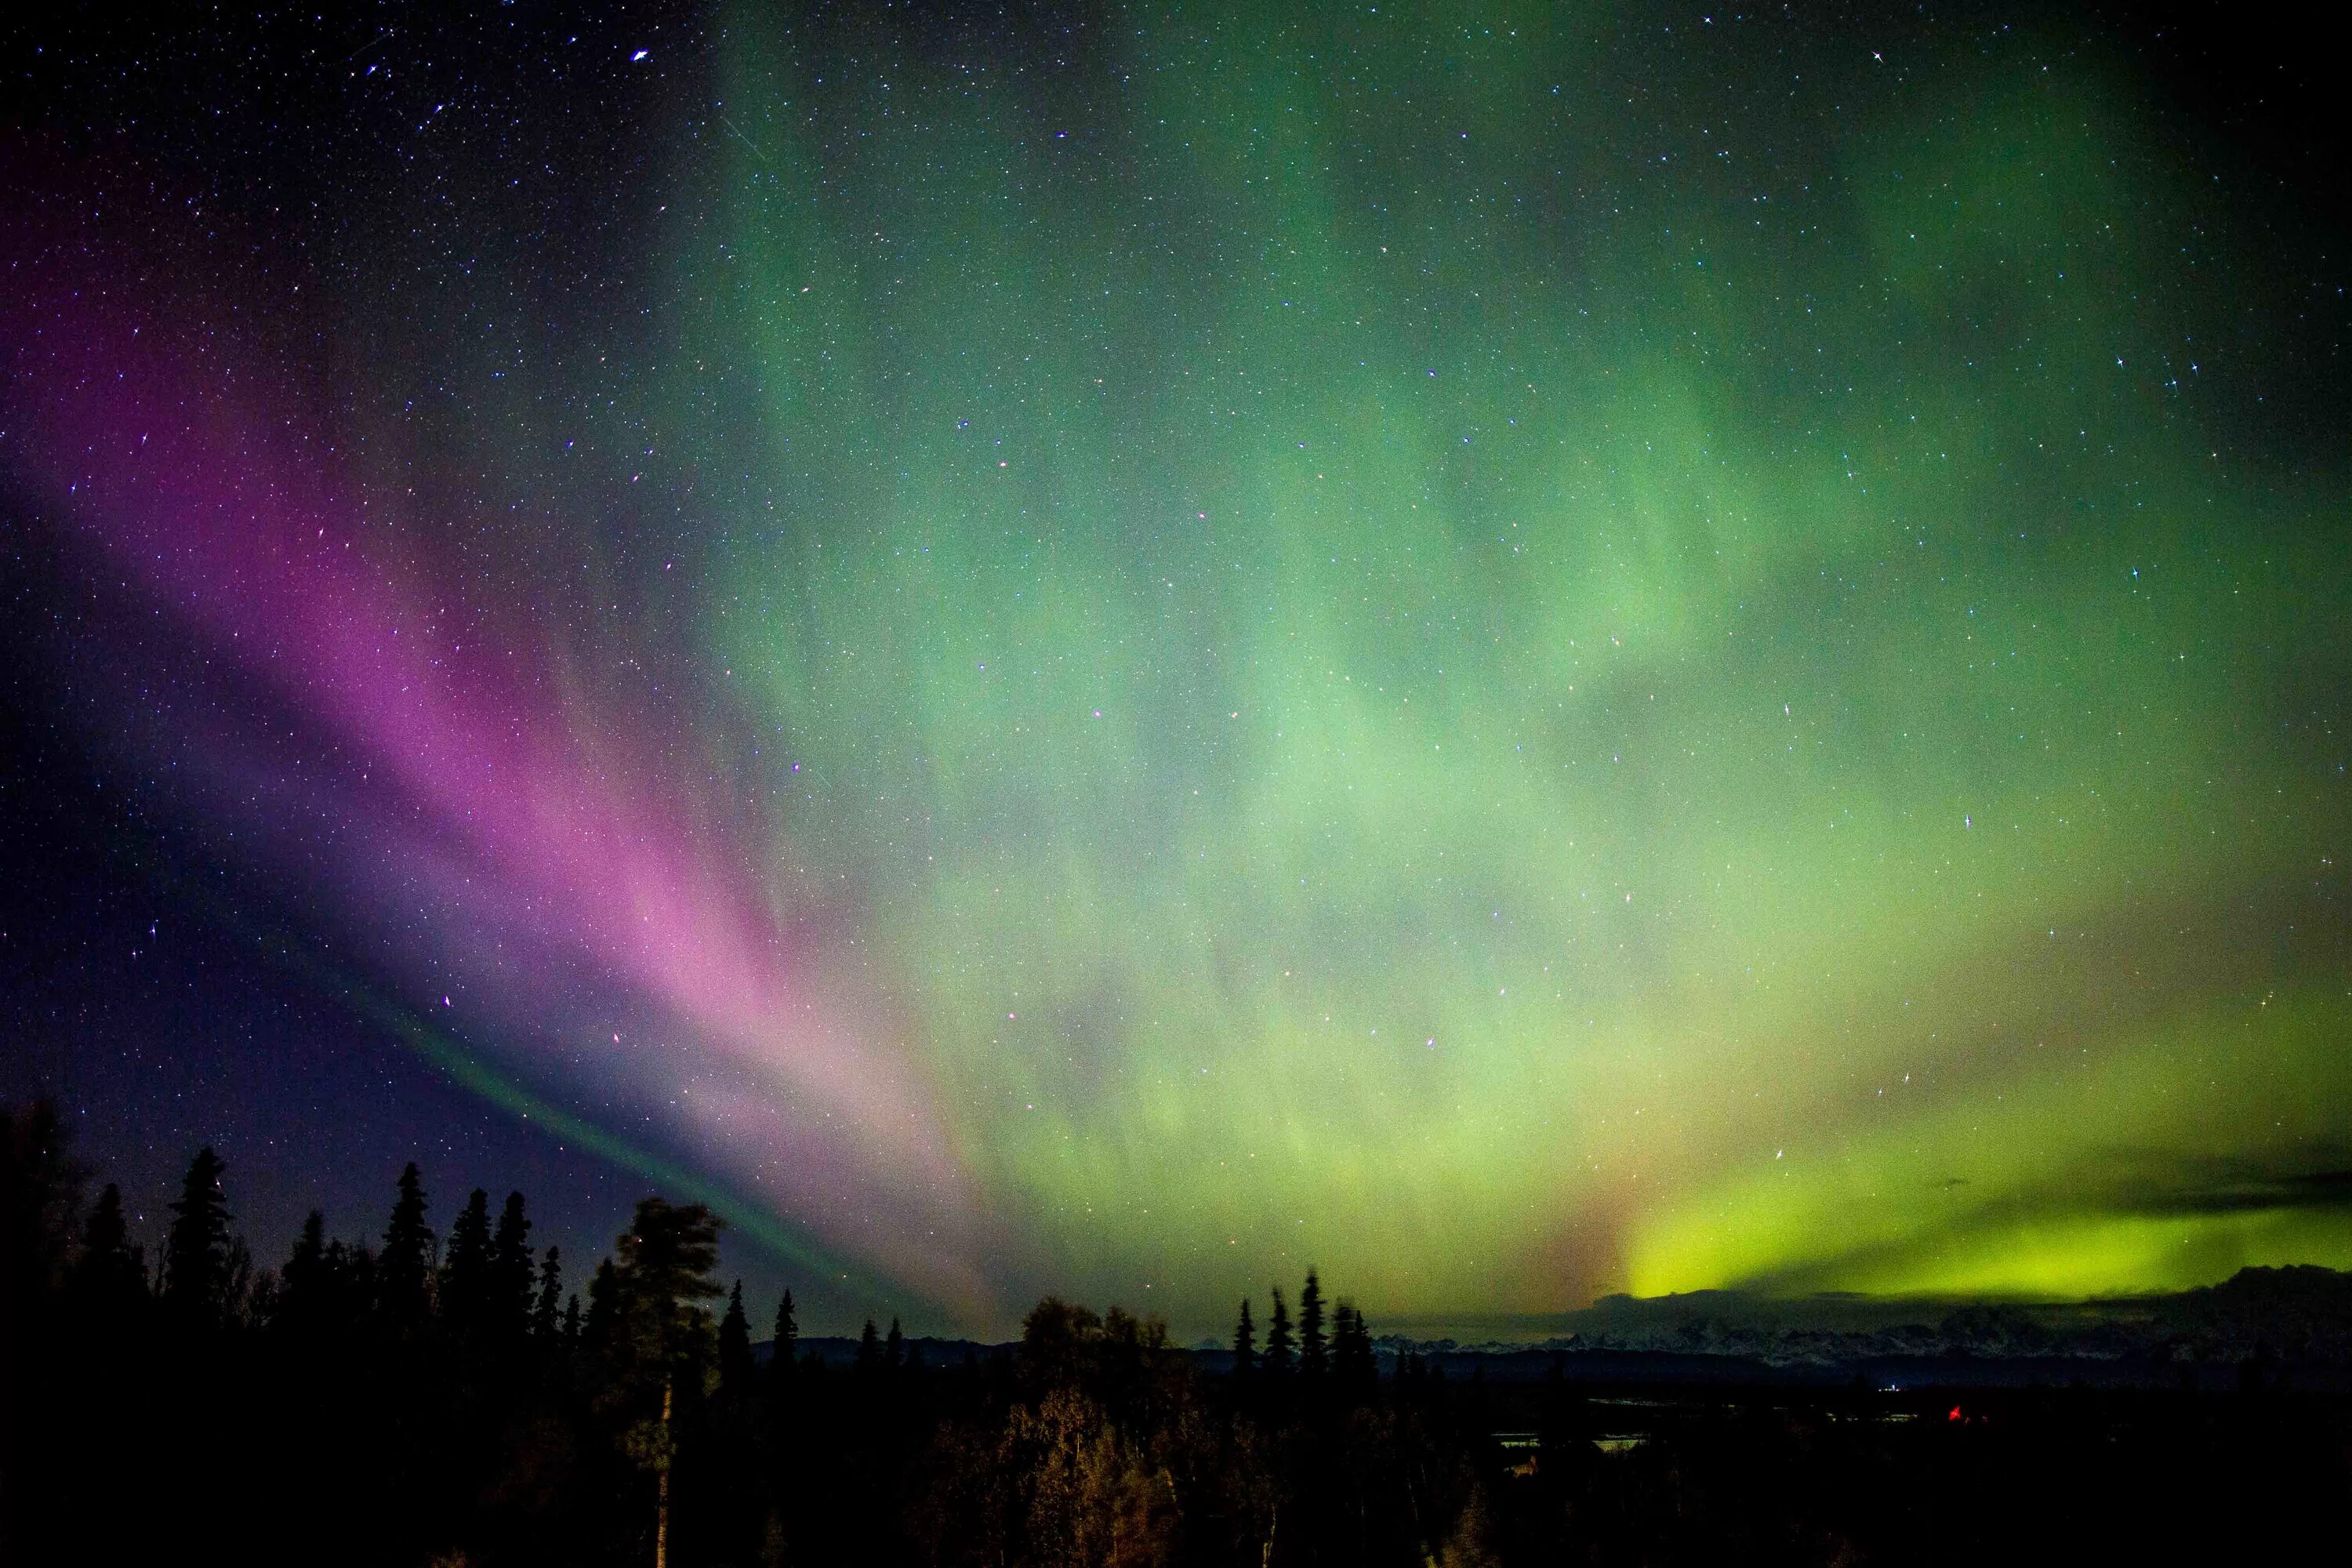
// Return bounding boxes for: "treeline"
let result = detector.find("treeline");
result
[13,1105,2347,1566]
[1,1105,1512,1566]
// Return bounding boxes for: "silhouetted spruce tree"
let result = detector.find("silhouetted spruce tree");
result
[1264,1287,1294,1377]
[719,1280,756,1399]
[1298,1269,1327,1380]
[604,1198,724,1568]
[162,1147,233,1330]
[278,1209,329,1336]
[584,1257,620,1357]
[1333,1301,1377,1396]
[771,1288,797,1378]
[856,1317,882,1372]
[441,1187,492,1338]
[764,1288,800,1559]
[379,1162,434,1330]
[1232,1297,1257,1380]
[67,1181,147,1321]
[489,1191,533,1341]
[886,1315,906,1369]
[532,1245,564,1339]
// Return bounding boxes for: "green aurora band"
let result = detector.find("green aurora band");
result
[610,3,2350,1320]
[33,3,2347,1330]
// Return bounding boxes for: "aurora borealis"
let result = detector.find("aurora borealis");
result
[3,2,2347,1335]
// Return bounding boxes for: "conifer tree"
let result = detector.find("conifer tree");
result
[886,1315,905,1369]
[584,1256,620,1354]
[162,1147,232,1329]
[278,1209,328,1335]
[1232,1297,1257,1378]
[719,1280,756,1399]
[1333,1301,1377,1395]
[532,1246,564,1339]
[441,1187,492,1338]
[221,1235,254,1327]
[68,1181,147,1320]
[856,1317,882,1371]
[772,1288,798,1377]
[379,1162,434,1330]
[605,1198,724,1568]
[1264,1287,1294,1377]
[285,1209,326,1288]
[1298,1269,1327,1379]
[489,1191,534,1340]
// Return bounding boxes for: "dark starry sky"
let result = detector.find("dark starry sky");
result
[3,2,2347,1337]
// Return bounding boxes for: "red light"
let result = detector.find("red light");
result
[1947,1406,1963,1423]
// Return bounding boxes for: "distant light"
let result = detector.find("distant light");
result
[632,49,649,63]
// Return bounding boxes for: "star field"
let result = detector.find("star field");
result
[2,1,2347,1334]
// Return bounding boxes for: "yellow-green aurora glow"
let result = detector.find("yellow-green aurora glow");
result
[675,6,2350,1316]
[10,2,2347,1330]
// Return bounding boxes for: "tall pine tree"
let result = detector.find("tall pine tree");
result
[1264,1287,1294,1377]
[1232,1297,1257,1380]
[162,1148,232,1330]
[532,1246,564,1340]
[1298,1269,1327,1379]
[771,1288,798,1377]
[1333,1301,1377,1396]
[68,1181,147,1322]
[605,1198,724,1568]
[489,1192,534,1342]
[718,1280,756,1400]
[440,1188,493,1339]
[278,1209,329,1337]
[378,1163,433,1330]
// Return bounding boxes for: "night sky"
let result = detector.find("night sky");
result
[3,2,2347,1338]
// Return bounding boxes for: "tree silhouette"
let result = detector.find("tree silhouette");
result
[719,1280,756,1400]
[68,1181,147,1322]
[278,1208,330,1337]
[532,1245,564,1340]
[441,1187,492,1339]
[379,1162,434,1330]
[772,1288,798,1376]
[1018,1298,1105,1390]
[605,1198,723,1568]
[1332,1301,1377,1396]
[1232,1297,1257,1380]
[489,1192,534,1341]
[857,1317,883,1373]
[1264,1287,1294,1378]
[1299,1269,1327,1380]
[887,1315,906,1370]
[162,1147,232,1329]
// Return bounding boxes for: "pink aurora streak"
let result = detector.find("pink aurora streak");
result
[5,205,995,1313]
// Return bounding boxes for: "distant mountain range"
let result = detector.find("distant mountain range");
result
[761,1267,2352,1391]
[1385,1264,2352,1362]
